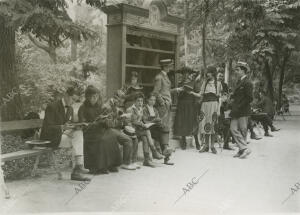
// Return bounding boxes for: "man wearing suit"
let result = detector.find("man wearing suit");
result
[40,87,91,181]
[229,62,253,159]
[153,59,182,165]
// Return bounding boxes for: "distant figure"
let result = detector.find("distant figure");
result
[282,93,290,114]
[123,71,143,110]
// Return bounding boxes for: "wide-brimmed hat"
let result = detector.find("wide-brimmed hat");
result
[159,59,174,66]
[123,126,136,138]
[236,61,250,73]
[129,85,143,90]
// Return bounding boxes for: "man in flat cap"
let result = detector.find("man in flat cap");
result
[153,59,183,165]
[229,61,253,159]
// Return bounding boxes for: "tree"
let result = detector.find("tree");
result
[0,0,106,121]
[0,18,24,120]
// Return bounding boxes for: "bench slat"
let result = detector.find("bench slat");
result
[1,148,51,162]
[0,119,43,132]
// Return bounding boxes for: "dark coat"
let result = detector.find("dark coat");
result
[78,101,122,170]
[40,100,73,148]
[78,100,102,142]
[230,77,253,118]
[257,95,275,116]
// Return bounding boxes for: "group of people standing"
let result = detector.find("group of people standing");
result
[173,61,281,158]
[40,58,280,182]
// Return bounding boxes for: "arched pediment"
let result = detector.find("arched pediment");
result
[143,0,168,19]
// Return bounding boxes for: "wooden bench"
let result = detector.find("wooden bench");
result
[0,119,61,199]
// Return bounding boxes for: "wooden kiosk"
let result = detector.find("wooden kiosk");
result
[102,0,184,97]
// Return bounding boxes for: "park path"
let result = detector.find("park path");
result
[1,106,300,214]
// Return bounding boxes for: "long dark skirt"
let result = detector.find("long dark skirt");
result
[95,129,122,170]
[84,140,99,171]
[173,93,198,136]
[84,130,122,171]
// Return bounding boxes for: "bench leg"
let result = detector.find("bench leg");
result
[49,151,62,180]
[31,155,41,177]
[1,167,10,199]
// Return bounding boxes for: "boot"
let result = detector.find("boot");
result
[264,132,273,137]
[76,164,89,174]
[194,135,200,150]
[164,155,174,165]
[71,165,91,181]
[149,144,164,160]
[271,126,280,132]
[223,143,234,150]
[143,153,156,168]
[180,136,187,150]
[250,132,262,140]
[199,144,209,153]
[154,140,163,154]
[211,147,217,154]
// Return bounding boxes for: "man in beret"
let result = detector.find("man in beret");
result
[229,61,253,159]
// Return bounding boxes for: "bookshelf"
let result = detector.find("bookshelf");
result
[103,1,184,97]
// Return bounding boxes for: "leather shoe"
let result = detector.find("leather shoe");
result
[264,133,273,137]
[239,148,251,159]
[196,144,200,150]
[223,145,234,150]
[152,150,164,160]
[250,135,262,140]
[199,145,209,153]
[233,150,243,158]
[98,169,109,174]
[271,127,280,132]
[89,169,100,175]
[211,147,217,154]
[108,167,118,172]
[71,173,91,181]
[164,156,174,165]
[143,160,156,168]
[121,164,136,170]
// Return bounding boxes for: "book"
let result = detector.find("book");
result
[144,122,155,129]
[183,85,193,92]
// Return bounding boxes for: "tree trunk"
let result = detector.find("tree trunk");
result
[225,58,232,85]
[71,39,78,61]
[183,0,188,66]
[264,59,274,102]
[49,43,57,63]
[0,18,24,121]
[201,0,209,71]
[277,52,290,110]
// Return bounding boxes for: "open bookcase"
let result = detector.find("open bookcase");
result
[103,1,184,98]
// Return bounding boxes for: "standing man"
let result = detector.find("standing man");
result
[153,59,182,165]
[40,87,91,181]
[229,62,253,159]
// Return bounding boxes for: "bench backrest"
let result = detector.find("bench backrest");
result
[0,119,44,132]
